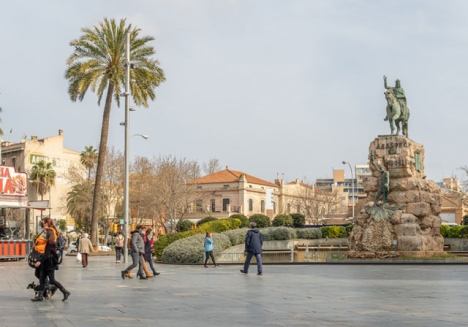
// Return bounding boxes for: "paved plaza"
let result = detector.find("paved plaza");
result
[1,256,468,327]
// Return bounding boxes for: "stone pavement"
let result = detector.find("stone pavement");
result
[1,256,468,327]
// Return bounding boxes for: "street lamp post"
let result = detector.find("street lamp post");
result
[342,161,355,220]
[123,31,131,264]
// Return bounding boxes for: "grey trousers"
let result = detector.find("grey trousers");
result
[124,252,144,276]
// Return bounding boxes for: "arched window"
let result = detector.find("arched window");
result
[261,200,265,213]
[249,199,253,211]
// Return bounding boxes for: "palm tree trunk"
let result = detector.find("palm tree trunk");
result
[91,81,115,250]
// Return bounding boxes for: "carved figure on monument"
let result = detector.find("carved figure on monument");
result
[383,75,410,138]
[371,151,389,207]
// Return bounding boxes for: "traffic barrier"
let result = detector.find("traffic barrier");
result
[0,240,32,260]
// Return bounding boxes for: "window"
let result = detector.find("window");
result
[11,157,16,170]
[249,199,253,211]
[210,199,216,212]
[223,185,229,189]
[261,200,265,213]
[222,198,230,212]
[297,204,301,213]
[287,203,291,214]
[197,186,202,189]
[196,199,203,212]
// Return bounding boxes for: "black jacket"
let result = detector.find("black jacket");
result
[245,228,263,254]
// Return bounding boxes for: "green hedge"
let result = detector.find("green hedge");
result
[161,233,232,264]
[197,218,242,233]
[290,213,305,228]
[196,216,217,227]
[272,214,293,227]
[441,225,468,238]
[176,219,195,232]
[154,230,198,260]
[249,214,271,228]
[229,214,250,228]
[297,228,322,239]
[320,226,347,238]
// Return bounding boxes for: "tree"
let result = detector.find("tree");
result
[152,156,200,233]
[203,158,221,175]
[66,182,94,232]
[81,146,98,180]
[65,18,165,247]
[56,219,67,232]
[30,160,56,201]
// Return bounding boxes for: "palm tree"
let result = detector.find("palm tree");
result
[65,18,165,247]
[81,146,98,180]
[30,160,56,200]
[67,182,94,233]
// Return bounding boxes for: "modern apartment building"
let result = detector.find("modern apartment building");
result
[315,164,371,215]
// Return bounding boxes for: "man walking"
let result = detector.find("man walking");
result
[78,233,94,268]
[57,233,66,264]
[121,225,147,280]
[240,222,263,275]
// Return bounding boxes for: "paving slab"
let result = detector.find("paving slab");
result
[1,256,468,326]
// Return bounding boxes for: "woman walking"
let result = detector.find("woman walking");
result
[143,228,160,277]
[114,232,124,263]
[78,233,94,268]
[32,218,70,302]
[204,232,218,268]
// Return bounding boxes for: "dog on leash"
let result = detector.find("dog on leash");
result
[27,281,54,299]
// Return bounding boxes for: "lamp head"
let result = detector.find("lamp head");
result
[342,161,346,165]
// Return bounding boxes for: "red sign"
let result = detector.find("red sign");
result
[0,166,28,196]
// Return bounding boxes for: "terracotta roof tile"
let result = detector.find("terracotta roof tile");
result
[190,169,278,188]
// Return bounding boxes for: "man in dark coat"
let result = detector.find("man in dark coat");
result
[240,222,263,275]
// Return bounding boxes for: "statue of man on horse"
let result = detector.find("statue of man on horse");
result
[383,75,410,138]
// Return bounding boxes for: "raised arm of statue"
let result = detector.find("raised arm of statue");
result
[383,75,390,90]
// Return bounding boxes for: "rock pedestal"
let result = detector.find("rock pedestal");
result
[348,135,444,258]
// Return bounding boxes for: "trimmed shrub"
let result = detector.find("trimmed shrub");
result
[162,233,231,264]
[290,213,306,228]
[461,226,468,238]
[196,216,217,227]
[447,225,464,238]
[255,226,295,241]
[272,214,294,227]
[249,214,271,228]
[271,227,296,240]
[197,218,242,233]
[230,214,250,228]
[224,228,249,246]
[320,226,347,238]
[440,224,450,237]
[298,228,322,239]
[153,230,198,260]
[176,219,195,232]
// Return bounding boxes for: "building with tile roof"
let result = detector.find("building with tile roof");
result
[185,167,342,224]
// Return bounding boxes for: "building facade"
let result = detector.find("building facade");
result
[185,167,341,224]
[1,130,83,231]
[315,164,371,216]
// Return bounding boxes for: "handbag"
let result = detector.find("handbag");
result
[28,250,43,268]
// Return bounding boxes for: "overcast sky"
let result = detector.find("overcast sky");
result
[1,1,467,184]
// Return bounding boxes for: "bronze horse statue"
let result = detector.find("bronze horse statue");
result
[384,88,410,138]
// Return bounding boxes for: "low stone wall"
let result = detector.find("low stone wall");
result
[444,239,468,251]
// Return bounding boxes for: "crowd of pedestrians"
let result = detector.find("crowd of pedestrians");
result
[28,220,264,303]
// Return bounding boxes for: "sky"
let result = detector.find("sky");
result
[1,1,467,185]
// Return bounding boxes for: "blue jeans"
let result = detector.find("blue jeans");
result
[243,252,262,273]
